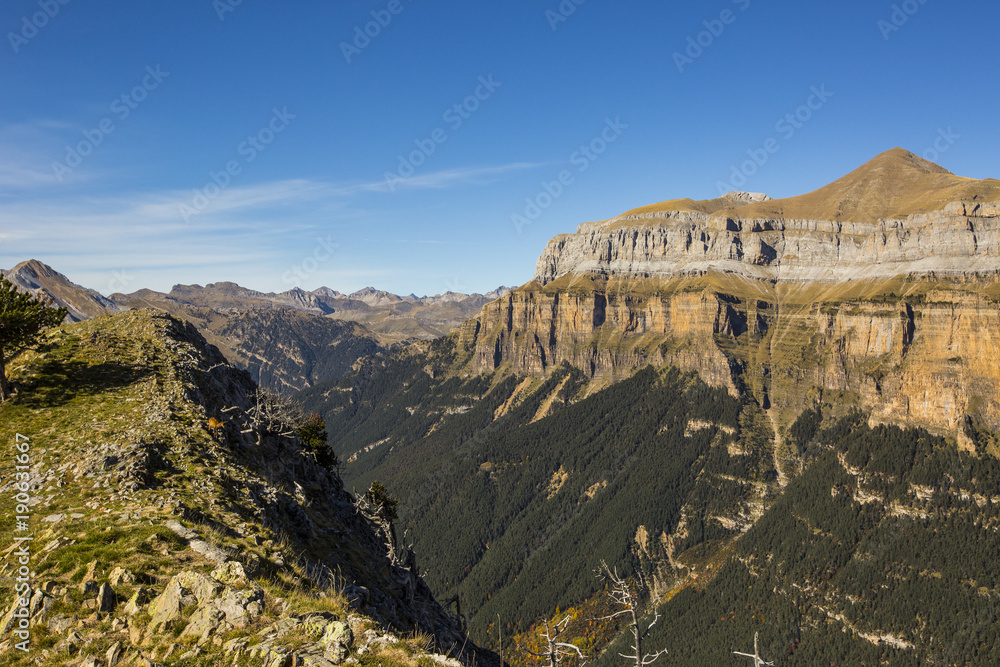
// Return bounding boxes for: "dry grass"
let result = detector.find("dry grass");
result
[606,148,1000,224]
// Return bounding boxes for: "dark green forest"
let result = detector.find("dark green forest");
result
[592,411,1000,666]
[298,343,1000,665]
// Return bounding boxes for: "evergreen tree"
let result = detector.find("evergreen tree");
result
[297,412,337,470]
[0,276,67,401]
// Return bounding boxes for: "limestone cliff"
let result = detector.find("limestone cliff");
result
[462,149,1000,440]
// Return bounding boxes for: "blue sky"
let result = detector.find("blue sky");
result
[1,0,998,297]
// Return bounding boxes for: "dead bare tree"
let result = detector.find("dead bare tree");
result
[354,482,405,559]
[595,560,667,667]
[521,615,586,667]
[497,613,504,666]
[733,632,773,666]
[225,388,300,446]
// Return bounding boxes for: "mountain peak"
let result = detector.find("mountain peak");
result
[847,146,953,179]
[613,148,997,224]
[2,259,119,322]
[9,258,61,279]
[723,146,982,222]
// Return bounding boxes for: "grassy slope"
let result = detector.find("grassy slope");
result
[0,311,487,666]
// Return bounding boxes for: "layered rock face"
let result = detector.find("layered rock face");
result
[462,150,1000,438]
[534,201,1000,285]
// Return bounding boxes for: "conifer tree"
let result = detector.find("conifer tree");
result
[0,276,67,401]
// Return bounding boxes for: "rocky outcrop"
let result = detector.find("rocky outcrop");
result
[460,285,739,390]
[462,276,1000,437]
[533,202,1000,285]
[463,151,1000,439]
[1,259,122,322]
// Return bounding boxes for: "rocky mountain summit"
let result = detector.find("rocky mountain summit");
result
[463,149,1000,440]
[535,149,1000,284]
[114,282,512,345]
[0,260,122,323]
[0,259,512,394]
[0,309,497,666]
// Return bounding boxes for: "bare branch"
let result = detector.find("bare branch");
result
[523,615,586,667]
[595,609,634,621]
[595,559,667,667]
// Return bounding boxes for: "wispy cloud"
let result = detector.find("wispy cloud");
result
[332,162,541,195]
[0,161,535,292]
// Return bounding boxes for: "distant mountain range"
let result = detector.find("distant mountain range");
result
[0,259,511,392]
[115,281,512,344]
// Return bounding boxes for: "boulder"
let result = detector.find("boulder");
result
[108,567,137,586]
[106,641,124,666]
[96,583,116,613]
[124,587,151,616]
[322,620,354,662]
[146,578,198,634]
[212,560,252,588]
[190,539,230,564]
[174,570,223,604]
[215,587,265,629]
[47,613,77,634]
[181,605,228,641]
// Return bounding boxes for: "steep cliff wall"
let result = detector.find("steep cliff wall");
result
[460,272,1000,439]
[534,201,1000,285]
[463,149,1000,438]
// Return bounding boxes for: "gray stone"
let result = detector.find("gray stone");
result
[146,578,198,634]
[47,613,77,634]
[322,620,353,662]
[174,570,223,604]
[106,641,124,666]
[96,583,116,613]
[108,567,136,586]
[190,539,229,564]
[211,561,251,588]
[124,586,151,616]
[181,605,228,640]
[216,587,265,629]
[164,519,198,540]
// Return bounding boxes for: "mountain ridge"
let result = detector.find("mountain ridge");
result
[535,149,1000,286]
[617,148,1000,224]
[0,308,499,666]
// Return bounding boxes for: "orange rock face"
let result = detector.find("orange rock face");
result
[460,275,1000,439]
